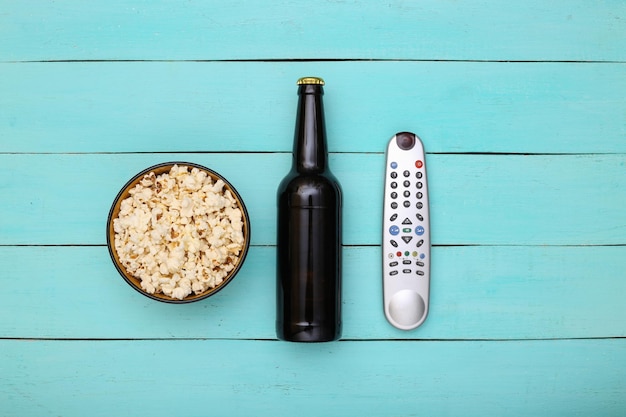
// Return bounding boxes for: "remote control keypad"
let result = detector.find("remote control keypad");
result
[386,159,427,278]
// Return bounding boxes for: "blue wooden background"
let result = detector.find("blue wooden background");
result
[1,1,625,416]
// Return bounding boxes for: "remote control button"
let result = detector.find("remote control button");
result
[396,132,416,150]
[388,290,425,328]
[391,192,398,199]
[415,226,425,236]
[416,239,424,247]
[390,213,398,221]
[403,180,410,187]
[389,225,400,236]
[403,201,410,207]
[416,192,423,199]
[420,253,425,259]
[416,172,423,179]
[390,240,398,247]
[403,269,412,274]
[403,190,410,198]
[391,182,397,189]
[416,261,425,267]
[388,253,394,259]
[401,236,413,244]
[403,170,410,177]
[390,261,398,267]
[416,202,423,209]
[396,251,402,257]
[416,271,425,276]
[412,251,418,257]
[390,171,397,179]
[404,251,410,256]
[403,260,412,265]
[402,217,412,225]
[391,202,398,209]
[415,160,423,168]
[390,270,399,276]
[416,182,423,189]
[402,228,412,233]
[390,162,398,169]
[417,214,424,221]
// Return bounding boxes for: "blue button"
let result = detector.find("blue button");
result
[390,162,398,169]
[415,226,425,236]
[420,253,426,259]
[389,225,400,236]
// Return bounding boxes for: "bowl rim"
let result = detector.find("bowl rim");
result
[106,161,251,304]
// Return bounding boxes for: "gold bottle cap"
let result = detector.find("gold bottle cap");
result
[297,77,325,85]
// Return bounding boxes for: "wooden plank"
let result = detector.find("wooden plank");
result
[2,61,625,154]
[1,1,625,62]
[1,245,624,340]
[1,153,625,246]
[1,338,624,417]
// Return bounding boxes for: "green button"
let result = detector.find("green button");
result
[404,251,410,256]
[402,228,412,233]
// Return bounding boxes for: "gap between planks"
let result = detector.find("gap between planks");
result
[5,58,626,64]
[1,336,624,342]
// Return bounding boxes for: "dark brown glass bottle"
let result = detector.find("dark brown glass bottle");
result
[276,77,343,342]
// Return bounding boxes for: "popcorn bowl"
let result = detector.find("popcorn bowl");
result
[106,162,251,303]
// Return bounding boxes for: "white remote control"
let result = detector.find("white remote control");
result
[382,132,431,330]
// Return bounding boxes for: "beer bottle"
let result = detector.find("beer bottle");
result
[276,77,343,342]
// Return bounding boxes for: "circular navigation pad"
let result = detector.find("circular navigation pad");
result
[387,289,426,329]
[396,132,416,150]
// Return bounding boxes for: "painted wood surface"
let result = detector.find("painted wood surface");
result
[1,1,625,416]
[2,1,625,61]
[2,153,626,246]
[2,339,625,417]
[1,245,625,340]
[2,62,625,154]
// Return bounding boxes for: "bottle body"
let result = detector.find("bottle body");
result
[276,78,343,342]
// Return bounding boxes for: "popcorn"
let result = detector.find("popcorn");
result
[113,165,245,300]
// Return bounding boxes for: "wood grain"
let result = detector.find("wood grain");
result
[2,338,624,417]
[1,153,624,246]
[2,62,625,154]
[1,245,624,340]
[1,1,625,61]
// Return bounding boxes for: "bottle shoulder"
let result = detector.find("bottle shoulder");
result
[278,170,341,192]
[277,170,342,207]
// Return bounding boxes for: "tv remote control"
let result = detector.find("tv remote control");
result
[382,132,430,330]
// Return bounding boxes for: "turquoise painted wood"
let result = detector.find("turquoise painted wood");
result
[2,339,625,417]
[1,1,625,416]
[2,62,625,154]
[1,245,625,340]
[1,1,625,61]
[1,153,625,246]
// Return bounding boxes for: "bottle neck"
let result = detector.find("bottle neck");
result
[293,84,327,173]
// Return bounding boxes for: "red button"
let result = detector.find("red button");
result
[415,160,423,168]
[396,251,402,257]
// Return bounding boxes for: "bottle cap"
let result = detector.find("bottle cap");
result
[297,77,325,85]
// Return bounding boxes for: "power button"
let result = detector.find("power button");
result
[396,132,416,150]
